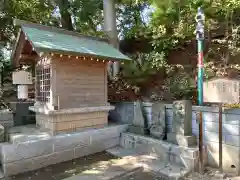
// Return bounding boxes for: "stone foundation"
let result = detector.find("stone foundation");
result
[119,132,206,172]
[0,124,128,176]
[30,105,114,134]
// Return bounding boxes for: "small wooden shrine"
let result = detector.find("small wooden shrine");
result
[11,19,131,134]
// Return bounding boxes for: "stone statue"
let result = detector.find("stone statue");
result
[167,100,196,147]
[150,103,166,139]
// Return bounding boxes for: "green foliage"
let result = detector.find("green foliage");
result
[164,69,195,99]
[0,0,240,101]
[121,51,166,98]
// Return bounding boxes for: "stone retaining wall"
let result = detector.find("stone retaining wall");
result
[166,104,240,174]
[0,124,128,176]
[109,102,240,174]
[0,111,13,128]
[120,132,201,171]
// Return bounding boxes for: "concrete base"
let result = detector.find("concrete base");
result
[128,125,148,135]
[0,124,128,176]
[107,147,190,180]
[119,132,203,172]
[30,105,114,134]
[167,133,197,147]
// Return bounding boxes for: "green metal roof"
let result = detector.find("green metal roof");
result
[21,25,131,61]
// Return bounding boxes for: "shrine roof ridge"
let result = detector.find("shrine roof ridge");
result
[12,19,132,61]
[14,19,109,43]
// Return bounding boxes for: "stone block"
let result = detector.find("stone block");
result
[117,124,129,133]
[167,133,197,147]
[90,127,120,142]
[91,137,119,151]
[223,124,240,136]
[53,131,91,152]
[204,122,219,132]
[202,112,219,122]
[128,125,148,135]
[46,149,75,166]
[150,103,166,139]
[132,101,145,128]
[192,119,198,130]
[224,134,240,147]
[120,133,136,149]
[204,131,224,143]
[223,114,240,125]
[1,139,53,163]
[192,128,199,138]
[172,100,192,134]
[170,146,199,159]
[149,144,169,161]
[74,145,94,158]
[157,164,189,180]
[166,109,173,117]
[167,116,173,125]
[36,110,109,134]
[167,125,172,133]
[74,137,119,157]
[2,149,75,176]
[109,102,135,124]
[204,122,240,136]
[205,141,240,173]
[179,156,198,171]
[192,112,197,121]
[2,158,36,176]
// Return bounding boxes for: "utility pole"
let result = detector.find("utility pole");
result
[195,7,205,173]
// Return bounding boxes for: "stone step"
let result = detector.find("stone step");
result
[107,147,190,180]
[62,158,143,180]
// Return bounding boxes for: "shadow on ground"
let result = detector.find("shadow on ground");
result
[4,152,119,180]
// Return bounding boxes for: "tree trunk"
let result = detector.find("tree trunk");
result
[57,0,74,31]
[103,0,119,78]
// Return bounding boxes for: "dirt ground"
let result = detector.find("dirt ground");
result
[1,152,237,180]
[3,152,118,180]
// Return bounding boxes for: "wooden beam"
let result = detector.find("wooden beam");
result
[12,31,26,66]
[19,54,38,61]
